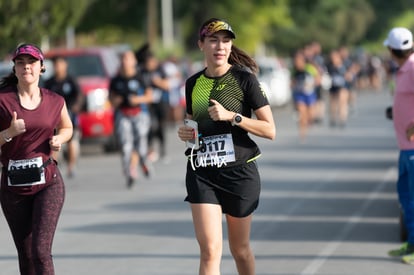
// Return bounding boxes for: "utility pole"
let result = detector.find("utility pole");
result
[147,0,158,46]
[161,0,174,49]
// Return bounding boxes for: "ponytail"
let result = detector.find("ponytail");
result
[229,45,258,74]
[0,72,18,89]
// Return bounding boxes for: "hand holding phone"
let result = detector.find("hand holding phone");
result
[184,119,200,149]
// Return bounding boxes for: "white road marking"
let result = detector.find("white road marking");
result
[300,167,397,275]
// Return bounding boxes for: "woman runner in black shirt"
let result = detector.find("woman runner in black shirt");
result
[177,18,276,275]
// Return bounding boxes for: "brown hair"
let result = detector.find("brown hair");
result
[199,18,258,74]
[228,46,258,74]
[390,48,413,59]
[0,72,17,89]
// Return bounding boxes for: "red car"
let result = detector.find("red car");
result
[43,47,120,149]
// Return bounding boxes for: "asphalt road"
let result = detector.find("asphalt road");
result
[0,88,412,275]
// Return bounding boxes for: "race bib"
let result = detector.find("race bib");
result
[7,157,46,186]
[195,134,235,168]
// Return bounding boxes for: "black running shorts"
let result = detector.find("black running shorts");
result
[185,161,261,218]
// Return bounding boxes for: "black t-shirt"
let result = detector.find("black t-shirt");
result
[43,75,80,111]
[140,66,168,103]
[109,73,148,110]
[292,69,315,95]
[327,64,347,91]
[185,65,269,166]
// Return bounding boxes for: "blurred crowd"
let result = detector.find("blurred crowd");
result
[106,43,192,187]
[289,41,394,141]
[26,40,400,180]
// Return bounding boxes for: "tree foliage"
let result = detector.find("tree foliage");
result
[2,0,414,58]
[77,0,158,49]
[78,0,148,33]
[0,0,91,56]
[175,0,292,54]
[272,0,375,54]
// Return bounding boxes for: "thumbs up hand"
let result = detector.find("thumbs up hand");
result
[8,111,26,138]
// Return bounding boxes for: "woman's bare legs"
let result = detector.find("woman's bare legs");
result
[226,214,255,275]
[191,203,223,275]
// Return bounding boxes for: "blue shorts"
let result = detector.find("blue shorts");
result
[293,91,317,106]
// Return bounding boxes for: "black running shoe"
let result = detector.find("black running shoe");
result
[141,162,151,178]
[126,177,135,189]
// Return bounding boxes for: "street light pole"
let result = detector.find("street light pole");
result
[147,0,158,46]
[161,0,174,49]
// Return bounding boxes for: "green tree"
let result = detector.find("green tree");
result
[366,0,413,40]
[175,0,292,55]
[76,0,292,56]
[6,0,411,59]
[0,0,91,56]
[76,0,150,48]
[272,0,375,54]
[364,0,414,51]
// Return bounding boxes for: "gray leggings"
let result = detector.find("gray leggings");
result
[115,111,151,176]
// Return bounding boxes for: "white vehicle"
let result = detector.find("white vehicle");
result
[256,57,292,107]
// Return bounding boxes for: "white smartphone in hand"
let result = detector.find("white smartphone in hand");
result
[184,119,199,149]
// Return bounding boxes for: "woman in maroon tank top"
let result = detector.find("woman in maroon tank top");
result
[0,44,73,275]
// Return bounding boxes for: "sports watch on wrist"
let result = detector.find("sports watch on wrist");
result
[231,113,242,126]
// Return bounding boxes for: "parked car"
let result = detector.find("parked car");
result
[43,47,120,149]
[256,57,292,107]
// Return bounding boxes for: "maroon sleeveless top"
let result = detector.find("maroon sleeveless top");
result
[0,86,64,195]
